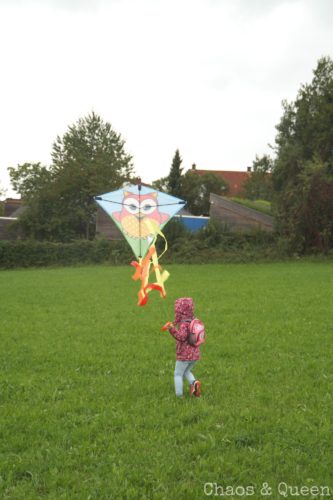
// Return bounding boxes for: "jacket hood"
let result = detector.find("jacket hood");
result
[174,297,194,323]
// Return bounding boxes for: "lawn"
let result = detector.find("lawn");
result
[0,263,332,499]
[230,198,272,215]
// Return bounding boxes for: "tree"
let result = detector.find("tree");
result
[243,154,273,200]
[151,176,168,192]
[9,162,52,199]
[0,184,4,215]
[181,171,229,215]
[51,112,134,239]
[167,149,183,197]
[152,164,229,215]
[0,183,6,217]
[8,162,57,240]
[272,56,333,251]
[279,158,333,251]
[8,113,134,241]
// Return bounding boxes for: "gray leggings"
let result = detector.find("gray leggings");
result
[174,360,197,396]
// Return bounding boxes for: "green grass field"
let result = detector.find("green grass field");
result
[1,263,332,499]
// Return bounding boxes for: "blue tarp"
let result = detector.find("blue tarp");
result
[175,215,210,232]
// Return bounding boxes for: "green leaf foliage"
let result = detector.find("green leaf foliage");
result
[8,113,134,241]
[243,155,273,201]
[153,154,229,215]
[0,222,288,269]
[181,171,229,215]
[272,56,333,252]
[151,176,168,192]
[0,182,6,201]
[8,163,52,201]
[230,197,272,215]
[167,149,183,197]
[0,239,132,269]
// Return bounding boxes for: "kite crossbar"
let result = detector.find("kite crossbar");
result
[95,196,185,207]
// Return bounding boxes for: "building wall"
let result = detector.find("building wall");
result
[95,207,123,240]
[175,215,209,232]
[4,199,22,217]
[0,217,17,240]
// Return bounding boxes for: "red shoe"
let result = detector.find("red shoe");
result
[190,380,201,397]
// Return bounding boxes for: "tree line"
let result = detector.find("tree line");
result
[6,56,333,253]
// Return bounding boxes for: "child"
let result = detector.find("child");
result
[163,297,201,398]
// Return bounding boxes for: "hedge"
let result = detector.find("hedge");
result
[0,239,133,269]
[3,222,328,269]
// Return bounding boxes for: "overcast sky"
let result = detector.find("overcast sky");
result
[0,0,332,198]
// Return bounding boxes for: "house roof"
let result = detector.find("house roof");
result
[189,169,250,197]
[209,192,273,232]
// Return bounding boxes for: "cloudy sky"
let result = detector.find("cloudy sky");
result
[0,0,332,197]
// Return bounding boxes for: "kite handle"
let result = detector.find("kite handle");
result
[161,321,173,331]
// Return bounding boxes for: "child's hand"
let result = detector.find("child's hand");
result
[161,321,173,331]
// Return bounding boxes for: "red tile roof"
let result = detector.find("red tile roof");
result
[189,169,250,197]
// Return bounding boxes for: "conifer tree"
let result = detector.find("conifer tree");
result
[167,149,183,197]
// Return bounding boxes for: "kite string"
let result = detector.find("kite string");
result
[138,184,142,258]
[156,228,168,261]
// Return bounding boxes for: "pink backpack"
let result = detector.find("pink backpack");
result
[187,318,206,347]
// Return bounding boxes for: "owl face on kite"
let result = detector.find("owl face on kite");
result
[95,184,185,305]
[113,191,169,239]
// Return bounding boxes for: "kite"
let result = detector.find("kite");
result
[95,181,185,306]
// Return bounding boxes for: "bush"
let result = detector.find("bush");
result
[162,221,283,263]
[195,219,233,246]
[156,218,190,249]
[0,239,132,269]
[2,227,329,269]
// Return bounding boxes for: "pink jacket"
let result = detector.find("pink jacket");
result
[169,298,201,361]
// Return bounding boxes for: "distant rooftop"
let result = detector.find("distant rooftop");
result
[3,198,23,217]
[188,167,250,197]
